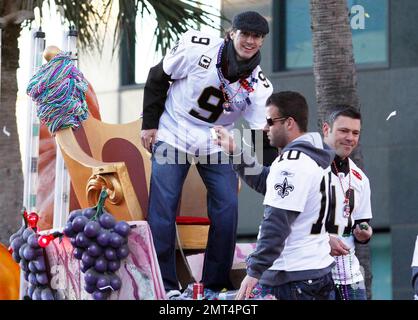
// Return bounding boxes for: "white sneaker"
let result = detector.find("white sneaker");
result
[166,290,182,300]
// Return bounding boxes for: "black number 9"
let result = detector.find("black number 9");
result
[189,86,225,123]
[191,36,210,45]
[258,71,270,88]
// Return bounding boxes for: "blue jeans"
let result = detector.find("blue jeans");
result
[335,282,367,300]
[262,272,335,300]
[147,141,238,291]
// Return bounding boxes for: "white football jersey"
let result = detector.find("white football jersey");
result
[263,146,335,272]
[157,30,273,155]
[329,158,372,284]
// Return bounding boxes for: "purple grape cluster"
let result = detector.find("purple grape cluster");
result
[9,225,59,300]
[63,207,131,300]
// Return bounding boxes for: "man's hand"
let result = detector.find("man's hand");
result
[212,125,237,154]
[353,222,373,243]
[235,275,258,300]
[140,129,158,153]
[329,235,350,256]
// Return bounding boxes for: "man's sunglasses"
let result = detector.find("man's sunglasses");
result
[266,117,288,126]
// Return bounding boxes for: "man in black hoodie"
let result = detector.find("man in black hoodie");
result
[214,91,336,300]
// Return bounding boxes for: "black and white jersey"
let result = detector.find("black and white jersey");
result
[157,30,273,155]
[263,134,335,272]
[328,159,372,284]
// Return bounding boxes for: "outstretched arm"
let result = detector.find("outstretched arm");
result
[213,125,270,195]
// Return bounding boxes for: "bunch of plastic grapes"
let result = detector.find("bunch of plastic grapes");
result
[63,193,131,300]
[9,223,59,300]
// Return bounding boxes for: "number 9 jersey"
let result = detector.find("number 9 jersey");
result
[157,30,273,155]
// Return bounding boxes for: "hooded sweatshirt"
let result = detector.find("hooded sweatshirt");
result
[231,132,336,286]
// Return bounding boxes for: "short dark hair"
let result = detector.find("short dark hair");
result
[266,91,308,132]
[224,28,234,41]
[325,104,361,128]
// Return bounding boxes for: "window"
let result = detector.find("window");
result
[121,1,221,86]
[120,9,163,86]
[370,232,392,300]
[274,0,388,71]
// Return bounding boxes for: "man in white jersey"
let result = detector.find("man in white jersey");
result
[214,91,336,300]
[140,11,273,297]
[322,105,373,300]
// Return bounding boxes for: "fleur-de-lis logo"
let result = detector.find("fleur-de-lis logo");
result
[274,178,294,198]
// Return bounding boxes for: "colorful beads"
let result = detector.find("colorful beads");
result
[216,42,256,112]
[26,52,88,134]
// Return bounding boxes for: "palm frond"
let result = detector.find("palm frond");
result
[1,0,225,55]
[113,0,225,55]
[0,0,105,50]
[53,0,104,50]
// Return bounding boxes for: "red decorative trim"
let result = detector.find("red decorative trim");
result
[351,169,362,181]
[176,216,211,225]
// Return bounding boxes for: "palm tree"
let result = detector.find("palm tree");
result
[0,0,220,244]
[310,0,371,299]
[310,0,359,123]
